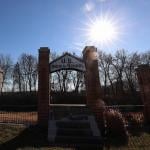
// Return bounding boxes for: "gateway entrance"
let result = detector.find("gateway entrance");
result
[38,46,102,125]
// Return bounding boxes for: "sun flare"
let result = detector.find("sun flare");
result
[84,14,121,47]
[89,20,117,42]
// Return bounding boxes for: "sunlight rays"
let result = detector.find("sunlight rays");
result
[84,14,121,47]
[76,12,124,50]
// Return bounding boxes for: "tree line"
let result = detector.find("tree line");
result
[98,49,150,97]
[0,53,37,92]
[0,49,149,95]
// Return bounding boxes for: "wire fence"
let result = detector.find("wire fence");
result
[0,104,145,128]
[0,104,149,149]
[104,105,144,127]
[0,105,37,125]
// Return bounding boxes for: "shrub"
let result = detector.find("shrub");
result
[126,113,143,135]
[105,109,129,145]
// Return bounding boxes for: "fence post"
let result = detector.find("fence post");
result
[38,47,50,127]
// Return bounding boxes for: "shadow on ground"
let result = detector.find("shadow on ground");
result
[0,125,49,150]
[1,124,149,150]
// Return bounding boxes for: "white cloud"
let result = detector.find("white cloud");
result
[83,1,95,13]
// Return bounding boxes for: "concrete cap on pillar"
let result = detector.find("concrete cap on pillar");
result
[83,46,97,54]
[136,64,150,72]
[39,47,50,53]
[83,46,98,60]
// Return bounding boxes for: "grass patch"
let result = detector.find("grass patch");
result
[0,124,49,150]
[0,124,74,150]
[0,124,25,145]
[105,133,150,150]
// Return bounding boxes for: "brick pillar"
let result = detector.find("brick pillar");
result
[83,46,105,132]
[136,64,150,124]
[38,47,50,126]
[83,46,102,107]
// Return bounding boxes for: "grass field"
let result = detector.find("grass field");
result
[0,124,150,150]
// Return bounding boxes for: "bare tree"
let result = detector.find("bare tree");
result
[0,54,13,93]
[18,53,37,92]
[71,71,84,92]
[112,49,127,95]
[98,49,146,97]
[124,52,140,95]
[98,51,116,96]
[12,62,22,92]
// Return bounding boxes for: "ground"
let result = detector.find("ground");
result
[0,124,150,150]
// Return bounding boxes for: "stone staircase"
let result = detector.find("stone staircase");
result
[48,106,103,149]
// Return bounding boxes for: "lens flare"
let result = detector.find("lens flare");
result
[83,14,122,47]
[89,19,117,43]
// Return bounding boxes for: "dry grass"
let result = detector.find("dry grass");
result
[105,132,150,150]
[0,124,25,145]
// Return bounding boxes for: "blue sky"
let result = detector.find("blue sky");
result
[0,0,150,61]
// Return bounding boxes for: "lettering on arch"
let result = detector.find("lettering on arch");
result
[50,53,85,73]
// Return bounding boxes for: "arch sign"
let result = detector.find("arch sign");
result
[50,53,85,73]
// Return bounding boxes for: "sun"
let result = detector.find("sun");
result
[84,14,121,47]
[74,13,124,50]
[89,19,117,43]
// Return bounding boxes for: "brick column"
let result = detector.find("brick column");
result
[83,46,105,132]
[38,47,50,126]
[136,64,150,124]
[83,46,102,107]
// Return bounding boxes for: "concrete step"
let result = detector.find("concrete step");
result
[56,128,93,136]
[56,120,90,128]
[48,110,103,149]
[49,143,103,150]
[75,144,103,150]
[55,135,103,144]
